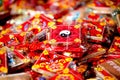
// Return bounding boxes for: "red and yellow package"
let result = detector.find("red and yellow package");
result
[95,66,116,80]
[7,48,30,68]
[81,20,105,43]
[48,25,81,44]
[95,58,120,80]
[93,0,120,8]
[32,49,73,77]
[108,37,120,54]
[0,47,7,74]
[17,14,54,33]
[53,43,84,52]
[52,44,85,58]
[81,44,106,61]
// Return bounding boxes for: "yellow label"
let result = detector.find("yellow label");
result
[63,68,69,74]
[65,58,73,62]
[74,38,81,43]
[74,25,80,29]
[96,66,103,71]
[0,66,8,73]
[32,64,40,69]
[115,37,120,40]
[23,58,30,63]
[49,39,56,44]
[108,48,115,53]
[97,48,105,51]
[48,22,56,29]
[43,49,49,55]
[0,47,6,55]
[35,14,40,18]
[17,25,22,29]
[100,22,106,26]
[104,76,115,80]
[57,19,63,22]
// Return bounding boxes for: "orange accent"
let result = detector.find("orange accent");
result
[0,42,3,45]
[100,22,106,26]
[49,39,56,44]
[96,34,102,37]
[48,22,56,29]
[99,59,105,63]
[0,47,6,55]
[9,35,14,39]
[32,64,40,69]
[108,20,115,25]
[96,66,103,71]
[1,29,10,35]
[59,59,66,64]
[104,76,115,80]
[28,25,41,32]
[108,48,115,53]
[65,58,73,62]
[115,42,120,46]
[74,25,80,29]
[55,74,74,80]
[20,32,26,36]
[0,66,8,73]
[46,63,64,72]
[43,40,48,44]
[63,68,69,74]
[32,18,40,25]
[74,38,81,43]
[0,35,3,38]
[39,63,46,68]
[77,19,83,23]
[35,14,40,18]
[115,37,120,40]
[34,56,40,60]
[104,0,113,6]
[90,12,95,16]
[77,65,87,73]
[17,25,22,29]
[87,3,95,7]
[96,28,102,32]
[43,49,49,55]
[97,48,105,51]
[23,58,30,63]
[57,19,63,22]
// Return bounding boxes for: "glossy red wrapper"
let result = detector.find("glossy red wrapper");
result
[108,37,120,54]
[81,20,105,43]
[48,25,81,44]
[32,49,72,77]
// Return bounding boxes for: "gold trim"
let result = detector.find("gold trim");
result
[43,49,49,55]
[0,66,8,73]
[65,58,73,62]
[59,59,66,64]
[35,14,40,18]
[74,25,80,29]
[104,76,115,80]
[55,73,74,80]
[108,48,115,53]
[49,39,56,44]
[48,22,56,29]
[63,68,69,74]
[74,38,81,43]
[32,64,40,69]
